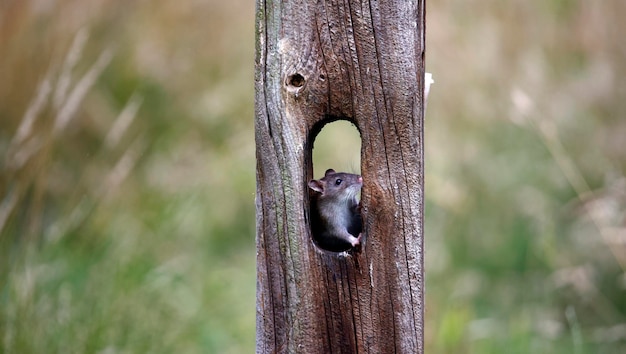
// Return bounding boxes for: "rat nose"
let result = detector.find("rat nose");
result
[358,176,363,183]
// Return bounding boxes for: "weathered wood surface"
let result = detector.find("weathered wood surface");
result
[255,0,426,353]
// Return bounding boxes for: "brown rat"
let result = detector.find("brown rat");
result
[308,169,363,252]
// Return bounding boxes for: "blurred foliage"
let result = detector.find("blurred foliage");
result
[313,120,361,176]
[1,1,255,353]
[1,0,625,353]
[424,1,626,353]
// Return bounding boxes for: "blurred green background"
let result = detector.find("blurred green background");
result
[1,0,625,353]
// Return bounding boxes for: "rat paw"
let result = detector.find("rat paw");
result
[351,233,363,249]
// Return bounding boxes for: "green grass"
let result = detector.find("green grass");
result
[1,236,256,353]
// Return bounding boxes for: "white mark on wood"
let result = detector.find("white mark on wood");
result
[369,261,374,288]
[424,72,434,114]
[278,38,292,55]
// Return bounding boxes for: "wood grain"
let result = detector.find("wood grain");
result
[255,0,425,352]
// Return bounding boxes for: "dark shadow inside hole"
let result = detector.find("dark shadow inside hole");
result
[287,73,305,88]
[307,118,362,253]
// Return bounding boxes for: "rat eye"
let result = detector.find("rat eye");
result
[335,178,342,185]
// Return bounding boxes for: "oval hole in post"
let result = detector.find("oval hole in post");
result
[312,120,361,175]
[308,119,362,253]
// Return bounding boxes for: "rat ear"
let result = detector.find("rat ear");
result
[324,169,336,176]
[308,180,324,193]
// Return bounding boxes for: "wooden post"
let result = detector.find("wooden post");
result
[255,0,425,353]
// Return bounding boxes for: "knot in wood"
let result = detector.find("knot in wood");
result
[285,73,306,96]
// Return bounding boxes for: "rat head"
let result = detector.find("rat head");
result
[308,169,362,203]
